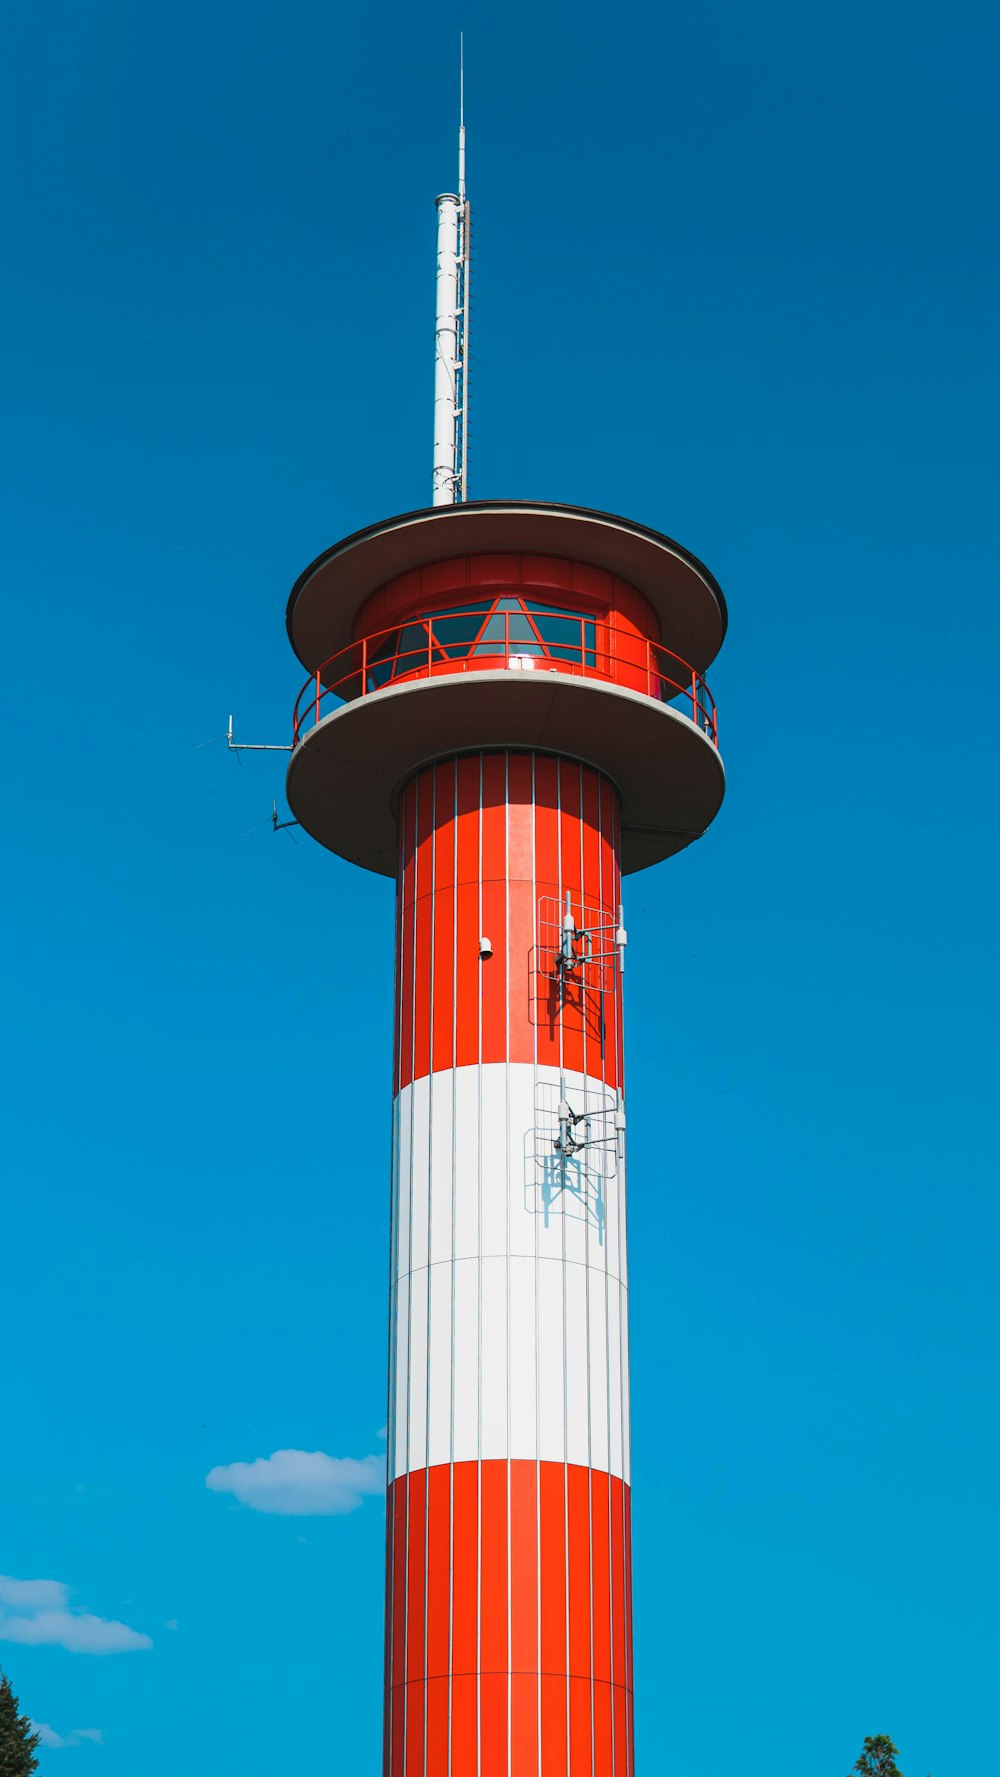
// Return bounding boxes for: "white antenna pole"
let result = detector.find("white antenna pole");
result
[459,35,469,502]
[432,193,461,505]
[458,34,466,203]
[432,40,469,506]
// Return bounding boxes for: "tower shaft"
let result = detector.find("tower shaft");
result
[385,751,634,1776]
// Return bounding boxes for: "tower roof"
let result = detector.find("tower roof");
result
[286,500,728,677]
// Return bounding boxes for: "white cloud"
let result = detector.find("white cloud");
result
[33,1724,103,1750]
[0,1577,69,1610]
[0,1574,152,1655]
[206,1447,385,1516]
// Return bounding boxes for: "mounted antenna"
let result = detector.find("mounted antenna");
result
[226,714,292,754]
[432,37,470,505]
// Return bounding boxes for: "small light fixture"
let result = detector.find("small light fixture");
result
[616,903,628,974]
[479,935,493,959]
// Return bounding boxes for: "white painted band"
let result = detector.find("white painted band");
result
[387,1061,631,1482]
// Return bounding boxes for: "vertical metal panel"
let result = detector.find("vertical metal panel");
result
[452,1675,478,1775]
[587,1276,610,1479]
[428,1076,454,1265]
[623,1487,635,1776]
[509,1459,539,1671]
[452,1259,480,1461]
[556,760,583,1082]
[391,1683,406,1777]
[506,754,536,1067]
[599,775,623,1091]
[510,1673,539,1777]
[451,1462,479,1771]
[604,1150,622,1296]
[426,1464,451,1677]
[425,1677,449,1775]
[611,1678,628,1769]
[406,1470,428,1763]
[408,1083,430,1275]
[480,752,508,1064]
[428,1261,452,1463]
[479,1461,509,1673]
[579,768,602,1088]
[453,1067,480,1262]
[536,1260,566,1466]
[399,835,416,1101]
[506,1066,536,1257]
[414,888,434,1086]
[590,1467,612,1686]
[454,757,481,1069]
[507,1257,538,1460]
[480,1673,508,1777]
[391,1482,408,1777]
[479,1257,508,1460]
[606,1285,624,1484]
[540,1672,569,1777]
[611,790,624,1093]
[431,759,457,1077]
[479,1087,508,1259]
[393,1275,410,1483]
[567,1466,592,1677]
[611,1471,625,1777]
[564,1263,590,1470]
[593,1682,614,1776]
[408,1276,429,1473]
[619,1292,632,1489]
[570,1676,594,1777]
[451,1462,479,1671]
[382,1488,394,1777]
[396,1093,413,1281]
[539,1459,567,1684]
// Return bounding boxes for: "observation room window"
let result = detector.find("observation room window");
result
[364,596,598,691]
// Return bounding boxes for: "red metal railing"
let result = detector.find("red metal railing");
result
[292,610,718,748]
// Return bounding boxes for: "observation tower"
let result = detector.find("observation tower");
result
[284,106,726,1777]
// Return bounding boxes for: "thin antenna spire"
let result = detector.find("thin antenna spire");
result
[458,33,466,203]
[432,38,470,505]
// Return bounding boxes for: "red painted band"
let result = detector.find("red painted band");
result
[395,752,623,1092]
[384,1459,635,1776]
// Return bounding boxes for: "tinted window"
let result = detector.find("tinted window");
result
[363,596,598,687]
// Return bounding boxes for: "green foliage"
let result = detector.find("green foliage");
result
[850,1735,903,1777]
[848,1732,930,1777]
[0,1673,40,1777]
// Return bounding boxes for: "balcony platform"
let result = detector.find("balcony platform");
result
[286,667,725,876]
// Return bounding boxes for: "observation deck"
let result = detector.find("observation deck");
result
[285,501,728,875]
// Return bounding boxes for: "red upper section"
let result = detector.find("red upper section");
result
[395,751,624,1093]
[355,553,661,701]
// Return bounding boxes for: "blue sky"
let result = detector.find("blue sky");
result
[2,0,997,1770]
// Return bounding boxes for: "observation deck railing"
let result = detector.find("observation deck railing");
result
[292,611,718,749]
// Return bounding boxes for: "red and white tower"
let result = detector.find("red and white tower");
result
[283,118,726,1777]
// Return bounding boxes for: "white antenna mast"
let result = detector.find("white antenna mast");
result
[432,37,470,505]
